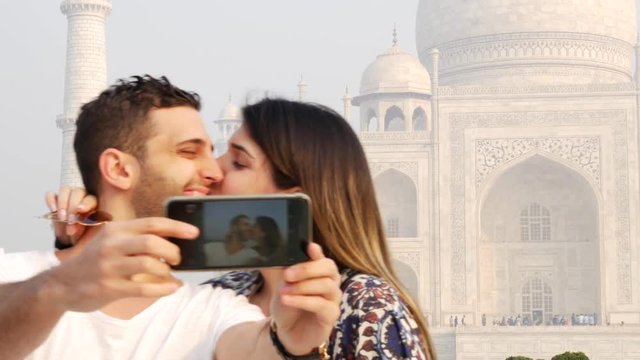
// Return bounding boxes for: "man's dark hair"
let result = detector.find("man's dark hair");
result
[74,75,201,195]
[230,214,250,227]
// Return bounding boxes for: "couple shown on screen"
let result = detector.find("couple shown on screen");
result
[205,214,283,266]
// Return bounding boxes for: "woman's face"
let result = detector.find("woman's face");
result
[213,125,281,195]
[252,223,265,241]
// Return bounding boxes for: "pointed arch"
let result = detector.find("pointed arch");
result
[393,259,419,303]
[412,107,427,131]
[521,276,553,325]
[374,169,417,237]
[366,109,378,132]
[384,106,405,132]
[477,153,601,322]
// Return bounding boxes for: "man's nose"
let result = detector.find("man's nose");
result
[201,158,224,185]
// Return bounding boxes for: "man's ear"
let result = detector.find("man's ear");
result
[98,148,139,191]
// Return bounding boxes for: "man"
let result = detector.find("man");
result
[0,76,340,359]
[205,214,262,266]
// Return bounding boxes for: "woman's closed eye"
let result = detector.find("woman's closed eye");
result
[232,160,247,169]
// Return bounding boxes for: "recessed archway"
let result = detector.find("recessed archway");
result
[477,154,600,323]
[374,169,417,238]
[366,108,378,132]
[384,106,405,131]
[393,259,419,303]
[412,107,427,131]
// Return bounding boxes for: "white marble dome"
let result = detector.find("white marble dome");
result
[217,99,240,121]
[416,0,637,85]
[359,43,431,96]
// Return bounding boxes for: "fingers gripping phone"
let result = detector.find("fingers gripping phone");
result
[165,194,312,270]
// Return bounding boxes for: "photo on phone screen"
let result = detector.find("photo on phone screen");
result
[166,195,311,270]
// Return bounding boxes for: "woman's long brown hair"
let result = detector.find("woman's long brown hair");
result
[242,98,436,359]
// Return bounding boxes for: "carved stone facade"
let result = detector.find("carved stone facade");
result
[369,161,419,183]
[433,32,634,85]
[446,109,633,306]
[350,0,640,359]
[475,136,601,189]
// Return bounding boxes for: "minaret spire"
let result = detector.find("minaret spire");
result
[342,85,352,122]
[58,0,112,187]
[297,75,308,101]
[392,23,398,46]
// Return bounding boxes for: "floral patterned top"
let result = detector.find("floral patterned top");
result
[203,269,428,359]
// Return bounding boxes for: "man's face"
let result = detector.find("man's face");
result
[236,217,254,240]
[131,106,222,217]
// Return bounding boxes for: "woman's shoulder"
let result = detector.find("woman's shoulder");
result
[333,269,428,359]
[202,270,262,296]
[339,269,405,312]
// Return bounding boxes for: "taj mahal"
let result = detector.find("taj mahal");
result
[56,0,640,359]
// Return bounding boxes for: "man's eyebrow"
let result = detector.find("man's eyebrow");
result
[229,142,255,159]
[177,138,214,153]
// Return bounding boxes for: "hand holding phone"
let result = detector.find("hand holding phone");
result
[165,194,312,270]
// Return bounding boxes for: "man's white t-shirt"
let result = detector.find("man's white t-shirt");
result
[0,249,265,360]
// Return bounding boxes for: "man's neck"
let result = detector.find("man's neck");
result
[100,297,161,320]
[99,195,137,221]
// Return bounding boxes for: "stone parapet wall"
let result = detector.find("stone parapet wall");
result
[430,326,640,360]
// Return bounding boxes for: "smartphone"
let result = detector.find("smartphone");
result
[165,194,312,270]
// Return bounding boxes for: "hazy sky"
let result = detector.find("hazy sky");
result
[0,1,417,253]
[0,0,638,254]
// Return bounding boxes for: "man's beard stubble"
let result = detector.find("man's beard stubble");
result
[131,165,183,218]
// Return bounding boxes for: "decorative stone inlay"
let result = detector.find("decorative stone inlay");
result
[432,32,633,77]
[55,115,77,129]
[475,137,601,188]
[359,131,429,142]
[61,0,112,16]
[394,252,421,273]
[369,161,418,183]
[449,110,631,305]
[438,83,636,97]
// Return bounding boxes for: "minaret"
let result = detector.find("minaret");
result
[57,0,112,187]
[429,46,441,327]
[297,75,307,101]
[341,85,352,122]
[635,33,640,87]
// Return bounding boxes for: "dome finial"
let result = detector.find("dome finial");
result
[392,23,398,46]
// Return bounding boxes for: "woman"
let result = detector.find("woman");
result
[252,216,283,258]
[205,98,435,359]
[49,98,436,359]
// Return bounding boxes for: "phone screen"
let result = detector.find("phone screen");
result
[166,195,311,270]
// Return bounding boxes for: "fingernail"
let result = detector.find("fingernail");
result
[76,204,86,211]
[187,225,199,236]
[58,209,67,222]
